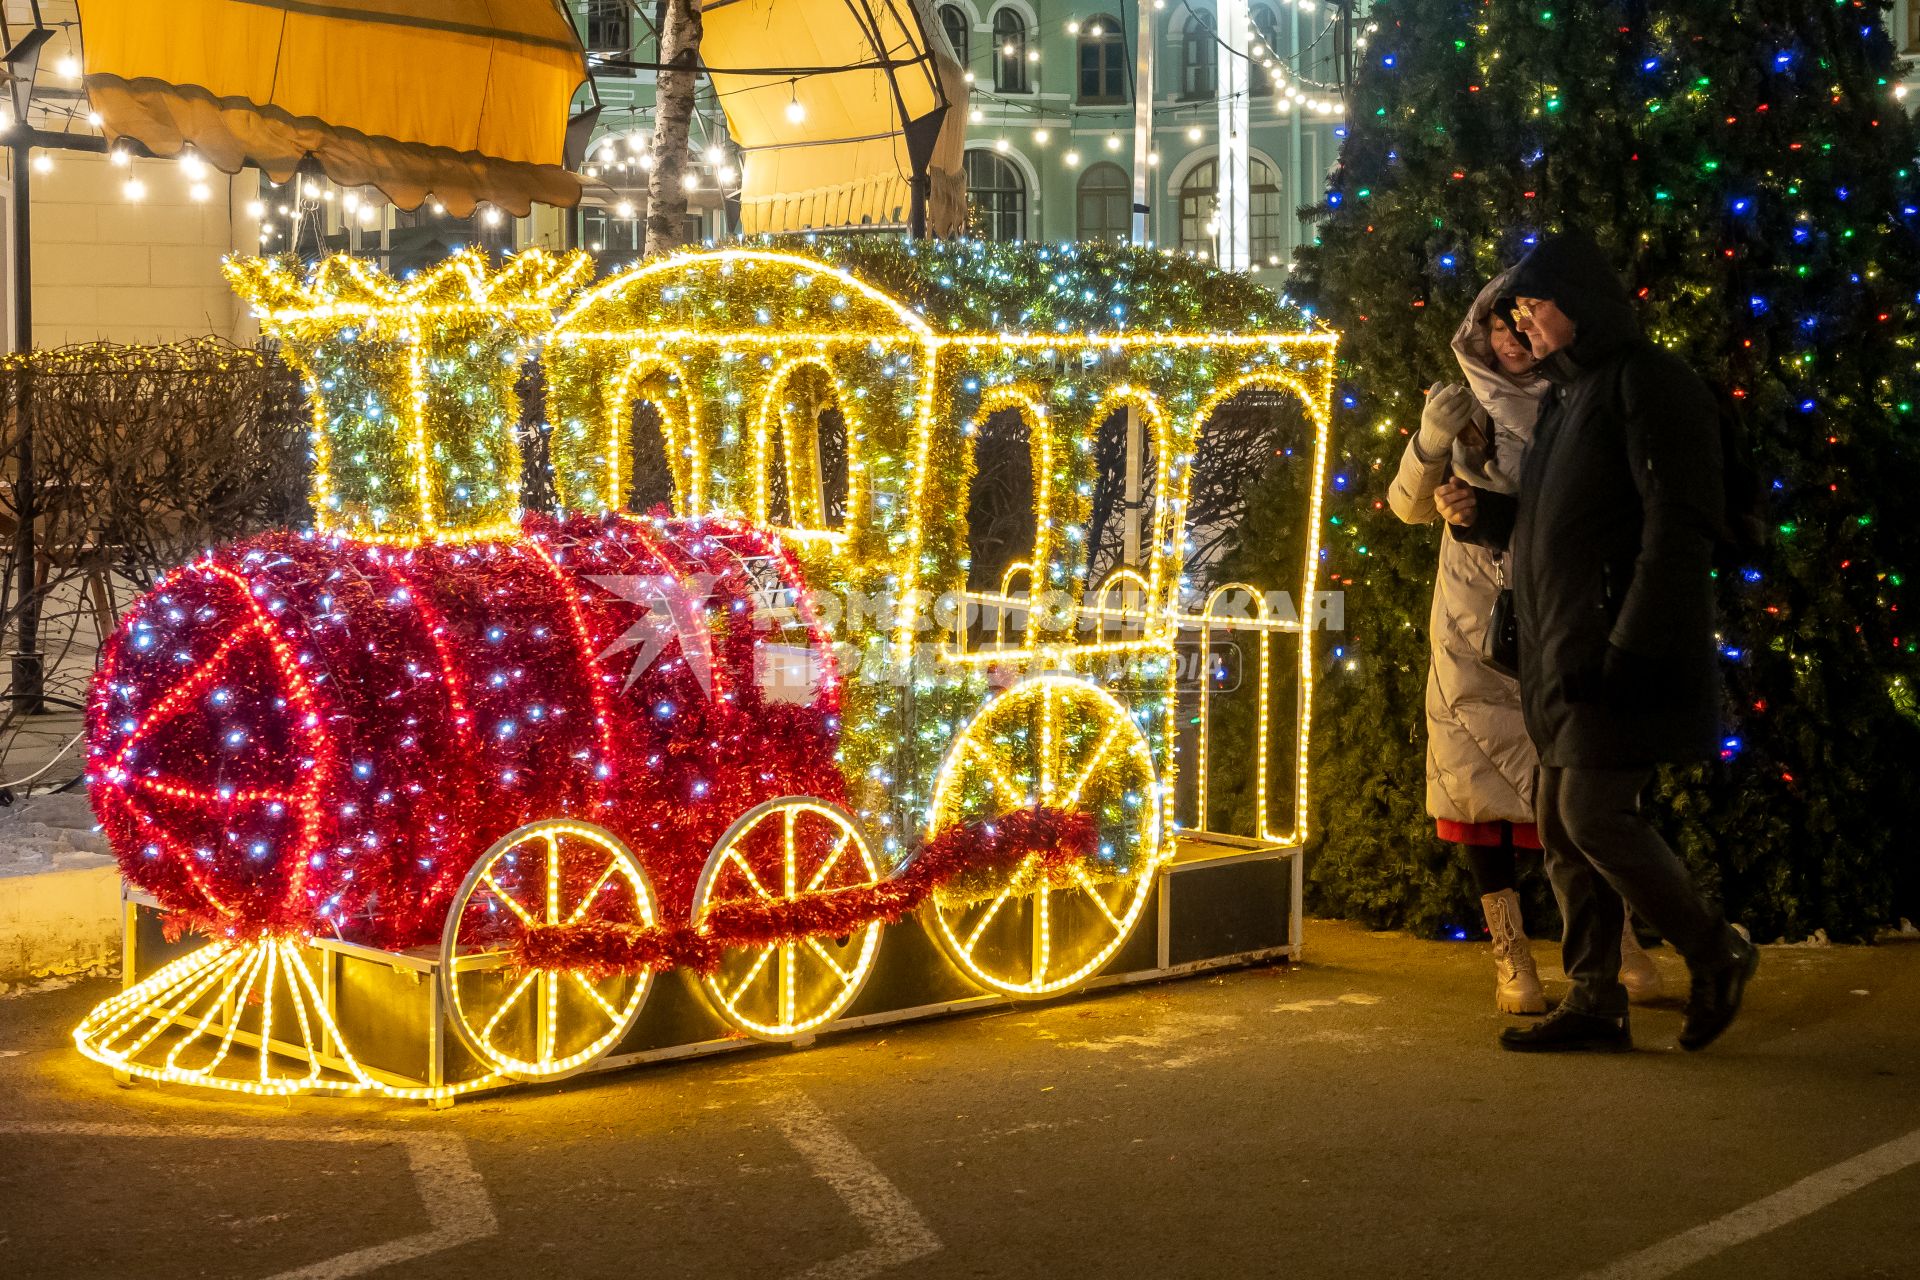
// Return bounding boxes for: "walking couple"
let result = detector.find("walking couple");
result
[1392,231,1759,1053]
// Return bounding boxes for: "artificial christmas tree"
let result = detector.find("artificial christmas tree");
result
[1243,0,1920,939]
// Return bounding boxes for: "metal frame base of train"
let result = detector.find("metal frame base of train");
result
[100,832,1300,1106]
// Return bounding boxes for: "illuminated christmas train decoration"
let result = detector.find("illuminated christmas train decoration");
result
[74,243,1336,1099]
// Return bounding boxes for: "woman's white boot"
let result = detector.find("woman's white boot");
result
[1620,914,1664,1004]
[1480,889,1546,1015]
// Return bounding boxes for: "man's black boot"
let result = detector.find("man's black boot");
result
[1679,932,1760,1052]
[1499,1002,1631,1053]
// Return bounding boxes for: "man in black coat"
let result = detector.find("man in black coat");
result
[1434,231,1759,1053]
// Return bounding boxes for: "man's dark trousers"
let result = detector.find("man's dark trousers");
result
[1537,765,1730,1016]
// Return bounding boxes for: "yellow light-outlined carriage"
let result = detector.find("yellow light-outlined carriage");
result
[75,242,1335,1102]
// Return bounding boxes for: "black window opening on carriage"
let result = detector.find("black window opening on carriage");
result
[766,367,852,535]
[965,405,1039,602]
[626,400,676,516]
[1082,408,1160,599]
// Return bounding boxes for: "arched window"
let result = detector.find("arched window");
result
[1181,10,1217,100]
[1178,157,1285,264]
[966,408,1038,593]
[1077,14,1128,104]
[939,4,970,67]
[626,401,675,514]
[992,8,1029,93]
[1178,158,1218,259]
[620,366,692,516]
[1249,5,1279,96]
[1076,163,1131,242]
[1084,405,1160,592]
[1248,157,1285,265]
[965,149,1027,242]
[765,364,851,532]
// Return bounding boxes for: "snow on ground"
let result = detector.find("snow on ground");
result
[0,791,111,877]
[0,790,120,981]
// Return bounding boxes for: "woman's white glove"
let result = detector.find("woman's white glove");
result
[1418,381,1476,457]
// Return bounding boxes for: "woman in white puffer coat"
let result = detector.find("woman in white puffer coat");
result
[1390,273,1660,1013]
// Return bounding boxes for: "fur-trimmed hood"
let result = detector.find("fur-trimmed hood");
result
[1446,271,1551,494]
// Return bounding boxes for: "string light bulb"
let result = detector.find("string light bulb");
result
[785,79,806,124]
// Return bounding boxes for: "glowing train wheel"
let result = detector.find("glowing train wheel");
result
[924,675,1162,998]
[692,799,884,1042]
[440,820,655,1082]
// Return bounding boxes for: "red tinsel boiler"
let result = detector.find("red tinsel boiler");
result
[87,512,847,950]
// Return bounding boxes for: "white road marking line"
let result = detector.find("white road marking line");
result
[1580,1124,1920,1280]
[0,1121,496,1279]
[771,1092,941,1279]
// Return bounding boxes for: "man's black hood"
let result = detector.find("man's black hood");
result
[1505,231,1638,375]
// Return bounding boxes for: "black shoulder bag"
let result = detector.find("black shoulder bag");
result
[1482,553,1519,679]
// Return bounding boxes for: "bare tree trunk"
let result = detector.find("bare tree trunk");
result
[645,0,704,257]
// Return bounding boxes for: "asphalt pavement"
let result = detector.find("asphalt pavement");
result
[2,919,1916,1279]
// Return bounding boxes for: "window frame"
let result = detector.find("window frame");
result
[1177,156,1284,263]
[964,148,1028,242]
[1180,11,1217,101]
[1248,5,1280,96]
[939,4,971,67]
[577,203,644,256]
[585,0,632,55]
[1077,14,1129,105]
[992,8,1030,93]
[1076,162,1132,243]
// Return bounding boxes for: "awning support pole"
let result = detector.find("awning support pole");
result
[8,136,42,712]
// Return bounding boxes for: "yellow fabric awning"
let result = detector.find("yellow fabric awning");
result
[700,0,968,236]
[76,0,589,216]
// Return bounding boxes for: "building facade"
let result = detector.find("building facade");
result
[935,0,1355,278]
[1897,0,1920,100]
[561,0,1363,282]
[10,0,1916,348]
